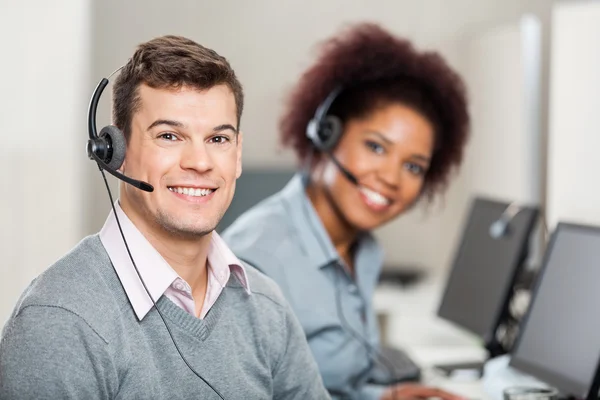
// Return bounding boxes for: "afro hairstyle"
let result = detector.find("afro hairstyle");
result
[279,22,470,200]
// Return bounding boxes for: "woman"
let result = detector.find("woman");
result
[222,23,470,400]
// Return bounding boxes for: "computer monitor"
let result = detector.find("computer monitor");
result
[217,168,296,232]
[509,222,600,400]
[437,197,539,356]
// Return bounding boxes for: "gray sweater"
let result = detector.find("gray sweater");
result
[0,235,330,399]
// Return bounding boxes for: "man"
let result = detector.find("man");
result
[0,35,329,399]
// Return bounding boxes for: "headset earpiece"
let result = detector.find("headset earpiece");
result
[306,86,345,152]
[100,125,127,170]
[307,115,343,152]
[87,125,126,171]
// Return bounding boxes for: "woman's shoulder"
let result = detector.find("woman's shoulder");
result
[221,192,295,256]
[223,192,291,239]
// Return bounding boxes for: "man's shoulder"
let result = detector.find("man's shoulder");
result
[8,235,126,338]
[239,262,289,309]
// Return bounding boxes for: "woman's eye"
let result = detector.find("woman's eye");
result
[405,163,425,176]
[365,140,384,154]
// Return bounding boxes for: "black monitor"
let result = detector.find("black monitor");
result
[437,197,539,358]
[217,168,296,232]
[509,222,600,399]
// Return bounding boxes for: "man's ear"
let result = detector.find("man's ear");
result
[235,131,243,179]
[119,155,127,173]
[115,124,127,173]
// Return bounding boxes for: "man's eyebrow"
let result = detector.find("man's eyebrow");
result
[213,124,238,134]
[146,119,185,131]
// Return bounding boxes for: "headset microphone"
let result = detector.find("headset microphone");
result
[489,202,522,239]
[87,74,154,192]
[326,153,359,186]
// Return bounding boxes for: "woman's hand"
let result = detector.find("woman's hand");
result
[381,383,468,400]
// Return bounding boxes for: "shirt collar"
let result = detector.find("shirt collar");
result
[280,173,384,274]
[100,201,251,320]
[208,228,251,291]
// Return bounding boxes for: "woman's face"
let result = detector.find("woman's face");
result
[311,102,435,232]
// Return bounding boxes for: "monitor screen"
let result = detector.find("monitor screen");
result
[509,223,600,398]
[437,197,539,344]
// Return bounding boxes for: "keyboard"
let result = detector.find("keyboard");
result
[372,345,422,383]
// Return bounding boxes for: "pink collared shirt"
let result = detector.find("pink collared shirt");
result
[100,201,251,320]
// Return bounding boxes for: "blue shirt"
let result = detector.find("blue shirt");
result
[222,173,387,399]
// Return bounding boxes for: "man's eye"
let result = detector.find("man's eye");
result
[211,136,230,144]
[159,133,177,141]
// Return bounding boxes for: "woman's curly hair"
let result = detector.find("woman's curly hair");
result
[280,22,470,200]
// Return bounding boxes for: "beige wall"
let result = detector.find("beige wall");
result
[0,0,91,323]
[546,0,600,229]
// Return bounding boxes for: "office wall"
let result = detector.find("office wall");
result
[546,1,600,229]
[459,16,543,206]
[0,0,91,323]
[85,0,552,275]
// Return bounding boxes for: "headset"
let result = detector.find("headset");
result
[306,86,345,152]
[489,202,523,239]
[87,66,224,399]
[305,85,359,186]
[87,66,153,192]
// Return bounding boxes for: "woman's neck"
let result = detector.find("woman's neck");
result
[306,183,358,272]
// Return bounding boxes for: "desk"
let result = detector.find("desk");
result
[373,275,491,400]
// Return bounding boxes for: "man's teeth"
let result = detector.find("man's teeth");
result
[168,187,215,197]
[359,187,390,206]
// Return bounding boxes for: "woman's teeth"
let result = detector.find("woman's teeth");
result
[359,187,390,206]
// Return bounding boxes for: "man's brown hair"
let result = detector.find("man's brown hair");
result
[112,35,244,140]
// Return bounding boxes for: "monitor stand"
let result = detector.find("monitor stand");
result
[586,357,600,400]
[433,360,484,378]
[432,334,507,378]
[481,355,552,399]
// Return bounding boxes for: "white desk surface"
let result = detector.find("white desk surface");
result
[373,274,491,400]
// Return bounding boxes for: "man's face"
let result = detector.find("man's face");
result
[120,83,242,238]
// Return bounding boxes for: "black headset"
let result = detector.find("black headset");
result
[87,66,153,192]
[305,85,359,186]
[306,85,345,152]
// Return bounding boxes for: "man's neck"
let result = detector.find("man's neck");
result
[118,199,211,297]
[145,227,212,292]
